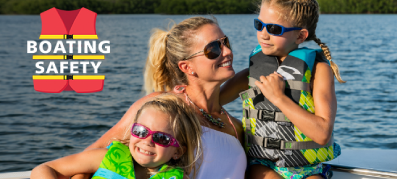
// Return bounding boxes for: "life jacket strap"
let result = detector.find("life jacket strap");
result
[247,135,334,150]
[247,77,311,93]
[244,117,253,147]
[239,87,262,101]
[286,80,311,93]
[243,107,291,122]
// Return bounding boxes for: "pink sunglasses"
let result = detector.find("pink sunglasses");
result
[131,123,180,147]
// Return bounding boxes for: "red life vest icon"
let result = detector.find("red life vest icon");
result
[39,7,98,39]
[34,7,105,93]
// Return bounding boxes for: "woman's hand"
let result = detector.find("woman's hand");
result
[255,72,285,105]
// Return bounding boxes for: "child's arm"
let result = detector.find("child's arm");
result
[31,148,107,179]
[255,62,336,145]
[220,68,249,105]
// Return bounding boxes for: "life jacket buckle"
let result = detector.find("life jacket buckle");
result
[66,34,73,39]
[66,75,73,80]
[243,109,249,118]
[67,55,73,59]
[265,138,281,149]
[261,110,275,121]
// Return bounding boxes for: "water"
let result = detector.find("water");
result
[0,14,397,172]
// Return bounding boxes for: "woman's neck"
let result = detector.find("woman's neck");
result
[185,81,222,114]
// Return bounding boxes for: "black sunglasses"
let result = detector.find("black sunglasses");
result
[184,36,231,60]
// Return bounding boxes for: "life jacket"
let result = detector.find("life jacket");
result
[32,75,105,93]
[239,45,341,167]
[92,141,184,179]
[39,7,98,39]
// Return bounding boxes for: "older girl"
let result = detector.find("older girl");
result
[221,0,343,178]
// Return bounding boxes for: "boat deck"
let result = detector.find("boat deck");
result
[1,149,396,179]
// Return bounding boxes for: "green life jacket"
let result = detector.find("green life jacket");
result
[92,141,184,179]
[239,45,341,167]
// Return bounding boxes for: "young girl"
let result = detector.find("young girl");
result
[31,94,202,179]
[221,0,343,178]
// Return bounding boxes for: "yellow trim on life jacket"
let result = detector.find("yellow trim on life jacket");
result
[39,35,98,39]
[32,55,105,60]
[73,55,105,60]
[32,75,64,80]
[73,75,105,80]
[32,75,105,80]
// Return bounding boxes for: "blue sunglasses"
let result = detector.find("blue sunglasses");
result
[254,18,302,36]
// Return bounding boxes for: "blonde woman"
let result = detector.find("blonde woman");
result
[83,17,246,179]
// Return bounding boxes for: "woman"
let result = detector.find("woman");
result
[84,17,247,179]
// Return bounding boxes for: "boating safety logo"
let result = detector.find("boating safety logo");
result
[28,7,110,93]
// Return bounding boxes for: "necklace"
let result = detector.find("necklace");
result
[185,95,225,128]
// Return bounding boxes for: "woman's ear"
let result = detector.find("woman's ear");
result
[173,146,186,160]
[178,61,194,76]
[295,29,309,44]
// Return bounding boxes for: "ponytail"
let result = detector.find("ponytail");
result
[313,37,345,83]
[144,28,175,94]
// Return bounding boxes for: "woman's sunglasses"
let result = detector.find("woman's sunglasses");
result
[131,123,180,147]
[254,18,302,36]
[184,36,231,60]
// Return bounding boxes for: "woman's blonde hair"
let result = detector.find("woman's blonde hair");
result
[260,0,345,83]
[144,17,219,94]
[133,94,202,178]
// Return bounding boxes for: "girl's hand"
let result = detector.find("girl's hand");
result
[255,72,285,105]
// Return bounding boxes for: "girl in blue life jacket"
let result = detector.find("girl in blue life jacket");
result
[31,94,202,179]
[220,0,345,179]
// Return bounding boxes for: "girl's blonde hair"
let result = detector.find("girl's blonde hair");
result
[133,94,202,178]
[144,17,218,94]
[261,0,345,83]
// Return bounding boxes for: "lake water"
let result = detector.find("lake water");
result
[0,14,397,172]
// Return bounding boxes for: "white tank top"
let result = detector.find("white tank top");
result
[191,126,247,179]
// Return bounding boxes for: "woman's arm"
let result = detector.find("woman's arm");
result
[255,62,336,145]
[220,68,249,105]
[31,149,107,179]
[86,92,164,149]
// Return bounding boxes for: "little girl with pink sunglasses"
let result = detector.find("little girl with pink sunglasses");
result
[31,94,202,179]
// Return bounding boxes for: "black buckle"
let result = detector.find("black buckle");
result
[65,75,73,80]
[66,55,73,59]
[66,34,73,39]
[253,87,261,96]
[265,138,281,149]
[243,109,249,118]
[246,134,252,145]
[260,109,275,121]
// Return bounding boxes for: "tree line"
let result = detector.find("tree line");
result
[0,0,257,14]
[317,0,397,14]
[1,0,396,14]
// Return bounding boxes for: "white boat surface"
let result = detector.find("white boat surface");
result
[1,149,396,179]
[326,149,397,179]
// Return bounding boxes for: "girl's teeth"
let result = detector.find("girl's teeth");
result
[139,148,154,155]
